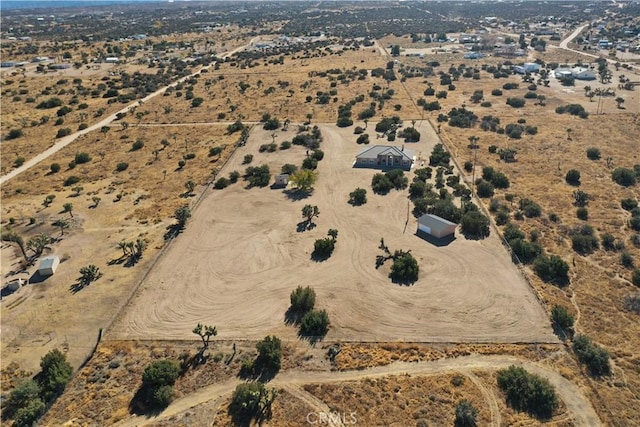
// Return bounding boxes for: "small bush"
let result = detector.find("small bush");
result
[131,140,145,151]
[576,207,588,220]
[573,335,610,376]
[621,199,638,211]
[390,251,419,283]
[497,365,558,419]
[565,169,581,186]
[116,162,129,172]
[349,188,367,206]
[63,176,81,186]
[612,167,636,187]
[299,309,330,338]
[75,152,91,164]
[534,254,569,285]
[214,177,230,189]
[586,148,601,160]
[56,128,72,138]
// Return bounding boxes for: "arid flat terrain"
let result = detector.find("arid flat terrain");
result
[109,122,555,343]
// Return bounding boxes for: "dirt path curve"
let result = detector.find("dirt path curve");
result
[0,38,258,187]
[282,384,345,427]
[463,371,501,427]
[114,355,601,427]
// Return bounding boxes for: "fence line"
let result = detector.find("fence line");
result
[429,119,549,312]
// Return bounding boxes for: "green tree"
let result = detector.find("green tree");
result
[12,398,45,427]
[290,169,317,192]
[192,323,217,350]
[533,255,569,285]
[313,237,335,259]
[39,349,73,402]
[497,365,558,419]
[1,229,29,261]
[551,305,574,338]
[174,205,192,229]
[390,251,419,283]
[460,211,490,239]
[3,379,42,421]
[299,309,330,339]
[289,286,316,314]
[349,188,367,205]
[142,359,180,389]
[455,399,478,427]
[92,196,101,208]
[573,335,610,377]
[255,335,282,375]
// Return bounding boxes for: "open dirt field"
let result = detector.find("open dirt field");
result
[109,121,555,343]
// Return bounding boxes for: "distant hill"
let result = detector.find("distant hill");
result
[0,0,161,11]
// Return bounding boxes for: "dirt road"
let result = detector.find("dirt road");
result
[0,39,257,186]
[114,354,601,427]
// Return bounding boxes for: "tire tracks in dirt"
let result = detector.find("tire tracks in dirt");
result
[114,355,601,427]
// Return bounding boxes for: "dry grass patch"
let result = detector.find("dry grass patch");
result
[304,373,491,427]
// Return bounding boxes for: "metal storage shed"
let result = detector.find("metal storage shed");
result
[417,214,457,239]
[37,256,60,276]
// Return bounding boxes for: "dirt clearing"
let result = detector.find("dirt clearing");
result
[109,121,556,343]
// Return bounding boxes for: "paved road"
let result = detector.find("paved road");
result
[114,355,601,427]
[0,39,257,186]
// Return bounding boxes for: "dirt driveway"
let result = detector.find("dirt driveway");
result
[108,121,556,343]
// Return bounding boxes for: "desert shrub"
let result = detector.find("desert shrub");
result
[6,129,24,140]
[631,216,640,232]
[280,140,291,150]
[299,309,330,337]
[313,237,335,258]
[519,198,542,218]
[506,97,525,108]
[36,97,63,109]
[244,165,271,187]
[142,359,180,388]
[386,169,408,189]
[576,207,589,220]
[214,177,230,189]
[74,152,91,164]
[621,251,635,268]
[621,198,638,211]
[356,134,370,144]
[56,128,72,138]
[209,146,224,157]
[243,154,253,164]
[349,188,367,206]
[263,118,280,130]
[533,255,569,285]
[229,382,276,422]
[571,225,599,255]
[390,251,419,283]
[505,123,523,139]
[12,398,46,427]
[502,83,519,90]
[463,161,473,172]
[572,335,610,376]
[460,211,490,239]
[551,305,574,337]
[586,148,601,160]
[497,365,558,419]
[555,103,587,117]
[289,286,316,314]
[229,171,240,183]
[631,269,640,287]
[116,162,129,172]
[476,180,494,198]
[50,163,61,173]
[63,176,81,186]
[491,88,503,96]
[281,164,298,175]
[612,167,636,187]
[509,238,542,264]
[565,169,581,186]
[454,399,478,427]
[447,107,477,128]
[480,101,492,107]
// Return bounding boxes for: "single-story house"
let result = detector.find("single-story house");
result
[104,57,120,63]
[572,67,596,80]
[523,62,540,73]
[274,174,289,187]
[37,255,60,276]
[417,214,457,239]
[354,145,414,170]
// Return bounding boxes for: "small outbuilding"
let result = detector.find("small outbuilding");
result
[417,214,457,239]
[274,174,289,187]
[37,256,60,276]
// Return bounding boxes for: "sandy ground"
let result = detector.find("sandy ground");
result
[109,121,556,343]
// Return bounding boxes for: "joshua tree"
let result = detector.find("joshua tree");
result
[566,128,573,141]
[615,97,625,109]
[185,179,196,196]
[301,204,320,228]
[328,229,338,240]
[27,233,51,258]
[63,203,74,217]
[78,264,102,287]
[53,219,69,236]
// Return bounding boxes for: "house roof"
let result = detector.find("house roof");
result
[355,145,414,162]
[38,255,59,270]
[418,214,457,231]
